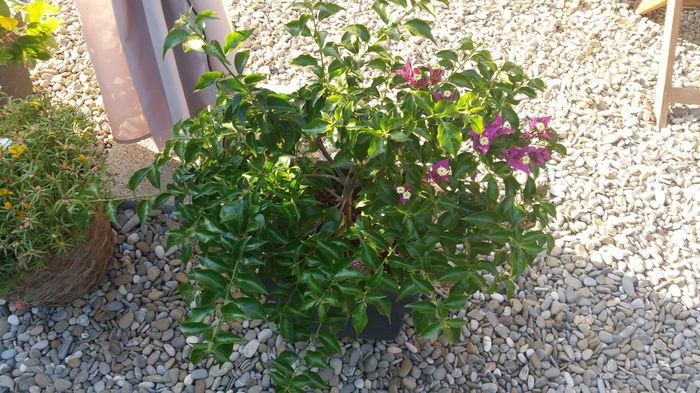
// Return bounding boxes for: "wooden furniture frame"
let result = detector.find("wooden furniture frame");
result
[637,0,700,128]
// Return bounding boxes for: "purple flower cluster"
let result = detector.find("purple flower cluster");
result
[395,184,413,205]
[427,159,450,183]
[503,146,551,174]
[467,115,513,154]
[522,116,555,141]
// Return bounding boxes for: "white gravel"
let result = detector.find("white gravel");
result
[1,0,698,392]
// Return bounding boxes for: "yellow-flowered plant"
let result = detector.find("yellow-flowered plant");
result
[0,95,108,294]
[0,0,61,68]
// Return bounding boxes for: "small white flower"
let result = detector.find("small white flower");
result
[479,136,489,146]
[436,167,449,176]
[536,122,546,131]
[522,155,531,165]
[402,191,412,200]
[395,186,405,194]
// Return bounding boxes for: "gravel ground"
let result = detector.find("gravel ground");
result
[1,0,699,392]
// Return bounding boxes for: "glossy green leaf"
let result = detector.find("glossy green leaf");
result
[136,199,150,226]
[234,50,250,74]
[194,71,221,91]
[437,121,462,156]
[404,19,435,42]
[163,29,189,56]
[224,29,252,53]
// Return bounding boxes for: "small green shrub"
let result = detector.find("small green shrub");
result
[0,95,108,293]
[127,1,565,390]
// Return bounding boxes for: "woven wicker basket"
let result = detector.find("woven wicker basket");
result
[10,211,115,307]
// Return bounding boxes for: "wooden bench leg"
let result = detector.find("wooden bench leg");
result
[654,0,684,129]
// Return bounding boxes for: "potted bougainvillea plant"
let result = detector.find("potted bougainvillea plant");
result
[124,0,565,390]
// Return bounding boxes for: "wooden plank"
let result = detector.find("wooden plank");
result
[653,0,683,129]
[669,87,700,105]
[636,0,700,14]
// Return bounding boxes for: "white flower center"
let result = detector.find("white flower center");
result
[402,191,412,199]
[536,122,546,131]
[522,156,531,165]
[396,186,405,194]
[479,136,489,145]
[437,167,449,176]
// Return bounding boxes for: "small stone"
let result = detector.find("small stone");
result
[353,378,364,389]
[0,376,14,389]
[402,377,417,389]
[621,276,635,297]
[242,340,260,358]
[599,331,614,344]
[118,311,134,329]
[8,315,19,326]
[155,245,166,259]
[258,328,273,342]
[398,359,413,377]
[34,373,51,388]
[190,369,208,381]
[483,336,492,352]
[54,379,72,392]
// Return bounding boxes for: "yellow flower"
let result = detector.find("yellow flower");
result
[4,201,12,210]
[0,188,12,196]
[7,143,25,159]
[79,154,87,161]
[22,203,31,209]
[0,16,18,31]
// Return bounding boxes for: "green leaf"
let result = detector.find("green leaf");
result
[437,121,462,156]
[352,302,368,335]
[220,200,247,223]
[244,73,266,84]
[105,200,120,224]
[192,269,228,293]
[298,370,326,389]
[315,2,344,20]
[404,19,435,42]
[303,118,327,136]
[317,332,341,354]
[291,54,318,67]
[367,136,386,159]
[371,2,389,24]
[305,350,328,369]
[463,211,501,227]
[344,24,370,42]
[180,242,192,264]
[360,241,380,269]
[335,268,364,281]
[234,50,250,74]
[234,273,268,295]
[407,300,436,314]
[236,298,266,320]
[136,200,150,227]
[153,192,172,209]
[179,321,208,336]
[443,294,469,310]
[128,167,151,191]
[194,71,221,91]
[224,29,252,53]
[182,35,205,52]
[162,29,189,56]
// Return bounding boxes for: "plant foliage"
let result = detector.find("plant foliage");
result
[0,95,108,294]
[128,1,565,390]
